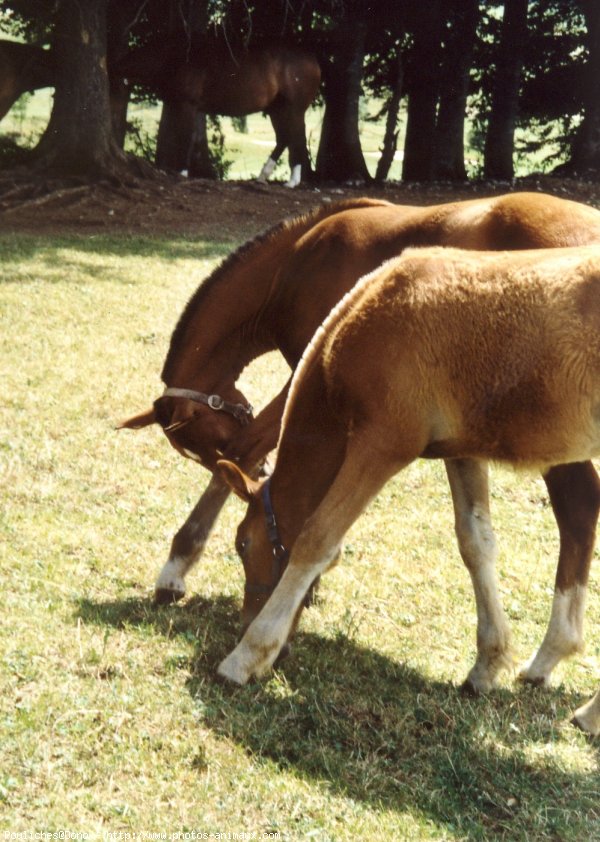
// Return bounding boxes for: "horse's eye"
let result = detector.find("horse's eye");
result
[236,538,249,558]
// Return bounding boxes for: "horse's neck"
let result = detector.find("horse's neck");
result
[163,199,393,391]
[163,218,318,390]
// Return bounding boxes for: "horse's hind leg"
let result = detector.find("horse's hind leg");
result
[519,461,600,685]
[261,103,308,187]
[155,473,231,603]
[218,439,406,685]
[445,459,512,692]
[257,104,288,184]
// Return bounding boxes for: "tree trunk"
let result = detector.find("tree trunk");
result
[34,0,134,181]
[402,0,444,181]
[375,50,404,182]
[566,0,600,176]
[156,101,217,178]
[315,6,371,183]
[483,0,529,180]
[434,0,480,180]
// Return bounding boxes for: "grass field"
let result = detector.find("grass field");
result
[1,231,599,839]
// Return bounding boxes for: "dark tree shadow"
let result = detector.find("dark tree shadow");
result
[77,594,600,840]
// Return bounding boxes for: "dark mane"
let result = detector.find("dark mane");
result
[161,198,390,382]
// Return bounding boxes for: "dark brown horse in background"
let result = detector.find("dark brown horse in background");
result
[216,244,600,734]
[120,191,600,695]
[114,39,321,185]
[0,40,55,122]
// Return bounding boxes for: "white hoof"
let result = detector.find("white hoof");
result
[154,559,187,604]
[217,650,253,685]
[571,691,600,736]
[285,164,302,188]
[517,656,552,687]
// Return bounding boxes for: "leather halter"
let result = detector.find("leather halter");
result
[243,479,314,609]
[162,387,253,426]
[244,479,288,597]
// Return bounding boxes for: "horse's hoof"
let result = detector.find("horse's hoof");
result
[517,671,547,688]
[217,652,251,686]
[154,587,185,605]
[459,679,481,697]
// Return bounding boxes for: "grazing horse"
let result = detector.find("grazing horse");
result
[115,39,321,186]
[0,40,55,122]
[216,245,600,734]
[121,192,600,669]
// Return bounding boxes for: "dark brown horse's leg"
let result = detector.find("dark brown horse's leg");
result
[261,102,307,187]
[154,385,292,604]
[155,474,232,603]
[519,461,600,685]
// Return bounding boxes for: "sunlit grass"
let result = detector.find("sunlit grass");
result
[1,232,599,838]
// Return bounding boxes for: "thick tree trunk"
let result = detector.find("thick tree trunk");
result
[34,0,133,180]
[483,0,529,180]
[315,7,371,183]
[565,0,600,176]
[434,0,480,180]
[155,101,217,178]
[375,50,404,182]
[402,0,444,181]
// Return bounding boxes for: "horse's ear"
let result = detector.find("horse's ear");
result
[217,460,258,502]
[116,407,157,430]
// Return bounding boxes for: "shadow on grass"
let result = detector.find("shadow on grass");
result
[77,593,600,840]
[0,233,234,273]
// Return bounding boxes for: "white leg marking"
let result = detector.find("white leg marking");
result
[572,688,600,735]
[447,461,511,692]
[218,553,332,684]
[257,157,276,183]
[519,585,586,685]
[155,556,187,599]
[285,164,302,188]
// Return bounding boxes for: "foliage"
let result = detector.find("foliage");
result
[206,116,234,180]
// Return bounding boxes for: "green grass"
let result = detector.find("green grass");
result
[1,232,599,838]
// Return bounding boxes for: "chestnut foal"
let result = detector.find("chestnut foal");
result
[218,246,600,734]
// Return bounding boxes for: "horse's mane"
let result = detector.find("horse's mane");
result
[281,256,401,437]
[161,197,391,382]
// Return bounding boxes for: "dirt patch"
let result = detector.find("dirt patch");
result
[0,170,599,241]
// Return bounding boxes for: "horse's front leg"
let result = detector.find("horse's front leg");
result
[155,473,231,603]
[218,438,406,684]
[519,461,600,685]
[445,458,512,692]
[155,388,291,603]
[572,687,600,735]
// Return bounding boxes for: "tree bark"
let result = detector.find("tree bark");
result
[155,101,217,178]
[315,5,371,183]
[434,0,480,180]
[375,50,404,182]
[402,0,444,181]
[34,0,133,180]
[565,0,600,175]
[483,0,529,180]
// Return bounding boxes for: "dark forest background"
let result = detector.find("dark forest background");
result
[0,0,599,185]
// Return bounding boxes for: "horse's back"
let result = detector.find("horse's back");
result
[439,192,600,249]
[315,246,600,469]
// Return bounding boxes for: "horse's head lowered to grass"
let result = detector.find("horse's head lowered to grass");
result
[119,384,254,472]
